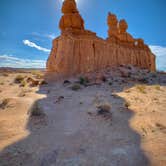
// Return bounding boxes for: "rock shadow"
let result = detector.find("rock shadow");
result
[0,70,165,166]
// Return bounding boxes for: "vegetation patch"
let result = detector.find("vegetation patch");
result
[154,85,161,91]
[97,103,111,116]
[40,80,48,85]
[124,101,131,109]
[136,85,146,94]
[31,71,43,79]
[78,76,89,86]
[70,84,81,91]
[2,73,9,77]
[0,98,10,109]
[20,80,27,87]
[14,75,25,84]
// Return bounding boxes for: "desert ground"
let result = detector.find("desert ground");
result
[0,66,166,166]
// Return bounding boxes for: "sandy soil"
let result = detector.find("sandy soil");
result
[0,67,166,166]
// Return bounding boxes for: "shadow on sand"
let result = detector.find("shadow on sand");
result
[0,70,165,166]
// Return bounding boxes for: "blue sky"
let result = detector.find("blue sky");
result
[0,0,166,71]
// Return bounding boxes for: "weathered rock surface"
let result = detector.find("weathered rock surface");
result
[47,0,156,78]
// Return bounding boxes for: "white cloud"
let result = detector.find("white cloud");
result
[23,40,50,53]
[0,55,46,68]
[149,45,166,57]
[44,33,55,39]
[31,32,56,40]
[150,45,166,71]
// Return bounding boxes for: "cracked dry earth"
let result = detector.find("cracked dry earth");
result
[0,68,166,166]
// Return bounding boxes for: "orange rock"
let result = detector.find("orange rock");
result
[59,0,84,32]
[118,19,135,45]
[46,1,156,79]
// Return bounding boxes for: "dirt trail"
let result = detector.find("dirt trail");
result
[0,68,166,166]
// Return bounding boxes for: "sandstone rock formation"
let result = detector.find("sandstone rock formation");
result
[47,0,156,78]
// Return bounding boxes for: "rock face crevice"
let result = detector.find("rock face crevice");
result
[47,0,156,78]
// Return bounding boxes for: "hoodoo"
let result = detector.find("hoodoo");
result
[47,0,156,78]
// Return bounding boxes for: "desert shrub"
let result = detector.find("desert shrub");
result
[30,101,44,116]
[0,98,10,109]
[2,73,9,77]
[70,84,81,91]
[97,103,111,115]
[14,75,25,84]
[20,80,27,87]
[31,71,43,79]
[0,82,4,85]
[63,80,71,85]
[154,85,161,91]
[40,80,48,85]
[124,101,131,108]
[78,76,89,86]
[136,85,146,94]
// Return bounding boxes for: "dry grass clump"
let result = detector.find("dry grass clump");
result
[26,77,40,87]
[20,80,27,87]
[97,103,111,115]
[154,85,161,91]
[136,85,146,94]
[2,73,9,77]
[124,101,131,108]
[14,75,25,84]
[30,101,44,116]
[70,84,81,91]
[40,80,48,85]
[0,98,10,109]
[0,82,4,85]
[31,71,43,79]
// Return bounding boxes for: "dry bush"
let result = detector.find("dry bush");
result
[40,80,48,85]
[0,98,10,109]
[154,85,161,91]
[136,85,146,94]
[2,73,9,77]
[97,103,111,115]
[0,82,4,85]
[78,76,89,86]
[31,71,43,79]
[20,80,27,87]
[14,75,25,84]
[70,84,81,91]
[124,101,131,108]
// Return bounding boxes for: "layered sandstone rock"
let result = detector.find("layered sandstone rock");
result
[47,0,156,78]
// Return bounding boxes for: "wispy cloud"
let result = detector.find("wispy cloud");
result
[31,32,56,40]
[0,55,46,68]
[150,45,166,71]
[23,40,50,53]
[149,45,166,57]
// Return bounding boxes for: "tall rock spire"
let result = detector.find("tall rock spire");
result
[59,0,84,32]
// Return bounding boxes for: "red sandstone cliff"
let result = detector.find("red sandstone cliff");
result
[47,0,156,78]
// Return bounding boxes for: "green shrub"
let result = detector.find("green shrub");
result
[79,76,89,86]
